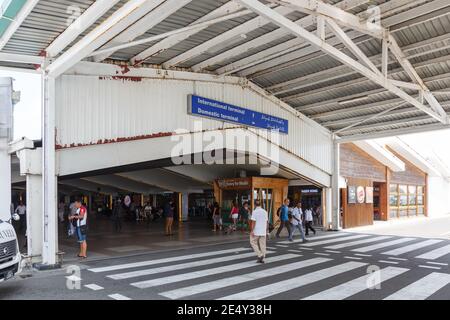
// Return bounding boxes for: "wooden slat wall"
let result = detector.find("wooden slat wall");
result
[343,178,374,229]
[340,143,386,182]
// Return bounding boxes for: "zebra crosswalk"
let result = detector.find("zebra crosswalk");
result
[84,232,450,300]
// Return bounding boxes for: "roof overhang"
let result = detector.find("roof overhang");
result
[353,140,405,172]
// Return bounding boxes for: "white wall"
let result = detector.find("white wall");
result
[55,73,333,175]
[427,176,450,217]
[0,138,11,222]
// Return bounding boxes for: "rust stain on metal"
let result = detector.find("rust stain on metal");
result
[99,76,143,82]
[120,65,131,74]
[55,132,174,150]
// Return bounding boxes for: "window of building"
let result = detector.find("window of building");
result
[389,184,426,218]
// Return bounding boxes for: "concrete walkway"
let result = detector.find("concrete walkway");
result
[347,214,450,240]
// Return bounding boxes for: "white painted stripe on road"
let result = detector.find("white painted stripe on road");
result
[418,265,441,270]
[344,256,363,260]
[416,244,450,260]
[108,251,270,280]
[84,284,104,291]
[88,248,249,273]
[354,253,372,257]
[325,236,391,250]
[303,266,409,300]
[132,254,300,289]
[301,235,371,247]
[426,262,448,266]
[314,253,331,256]
[378,260,399,265]
[352,238,416,253]
[325,250,341,254]
[278,232,349,244]
[218,262,367,300]
[109,294,132,300]
[388,257,408,261]
[159,257,331,300]
[384,273,450,300]
[381,239,443,256]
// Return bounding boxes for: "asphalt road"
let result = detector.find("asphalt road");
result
[1,229,449,300]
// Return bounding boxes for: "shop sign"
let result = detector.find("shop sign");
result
[365,187,374,204]
[188,95,289,134]
[348,186,357,204]
[357,186,366,204]
[217,178,251,189]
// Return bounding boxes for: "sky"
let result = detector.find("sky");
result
[1,69,450,173]
[0,70,41,140]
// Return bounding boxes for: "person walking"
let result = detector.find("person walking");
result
[239,202,251,232]
[163,200,175,236]
[15,202,26,232]
[305,207,317,236]
[212,202,222,232]
[112,199,124,232]
[70,199,88,259]
[250,200,269,264]
[289,202,308,243]
[230,202,239,231]
[276,198,292,240]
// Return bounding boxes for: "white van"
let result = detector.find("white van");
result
[0,215,22,282]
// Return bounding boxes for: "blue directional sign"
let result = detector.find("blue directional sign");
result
[188,95,289,134]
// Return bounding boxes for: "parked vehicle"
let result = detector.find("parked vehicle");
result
[0,214,22,282]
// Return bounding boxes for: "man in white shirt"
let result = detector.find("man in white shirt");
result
[305,207,317,236]
[250,200,269,264]
[289,202,308,243]
[15,202,26,231]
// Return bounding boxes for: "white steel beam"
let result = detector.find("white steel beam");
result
[130,1,246,65]
[94,0,189,62]
[0,0,39,50]
[336,123,450,143]
[269,0,384,38]
[325,18,381,76]
[226,0,439,78]
[0,52,43,65]
[236,0,447,124]
[162,5,294,69]
[287,55,450,106]
[45,0,121,58]
[387,34,448,118]
[334,102,410,134]
[46,0,164,78]
[196,0,368,73]
[89,10,254,59]
[382,37,389,78]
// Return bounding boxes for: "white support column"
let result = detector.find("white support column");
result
[0,138,11,222]
[181,193,189,222]
[41,73,58,267]
[26,174,43,260]
[331,139,341,231]
[325,187,332,230]
[382,37,389,78]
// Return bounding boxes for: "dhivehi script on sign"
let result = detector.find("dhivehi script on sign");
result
[188,95,289,134]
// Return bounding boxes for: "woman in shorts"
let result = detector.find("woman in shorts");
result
[230,202,240,231]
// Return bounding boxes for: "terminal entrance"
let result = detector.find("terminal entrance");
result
[50,160,313,261]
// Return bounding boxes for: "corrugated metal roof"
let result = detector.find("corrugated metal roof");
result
[1,0,450,138]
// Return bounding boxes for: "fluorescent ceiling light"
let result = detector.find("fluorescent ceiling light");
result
[338,96,368,105]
